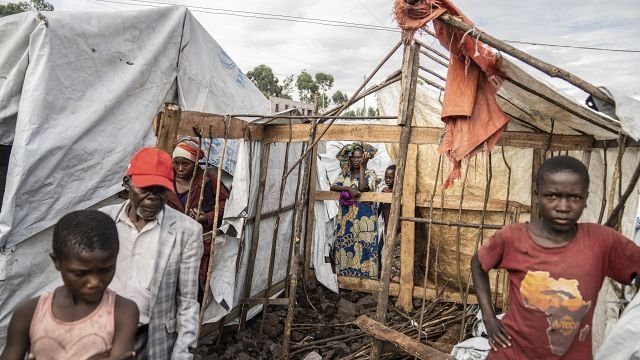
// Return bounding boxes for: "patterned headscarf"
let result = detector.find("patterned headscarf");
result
[336,142,377,175]
[172,136,205,162]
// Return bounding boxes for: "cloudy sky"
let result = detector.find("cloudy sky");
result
[4,0,640,103]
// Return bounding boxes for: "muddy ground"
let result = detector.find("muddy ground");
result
[197,280,475,359]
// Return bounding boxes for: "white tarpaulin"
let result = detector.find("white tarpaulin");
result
[0,6,274,339]
[0,6,269,249]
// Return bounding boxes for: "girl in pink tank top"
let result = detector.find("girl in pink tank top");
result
[29,289,116,359]
[1,210,139,360]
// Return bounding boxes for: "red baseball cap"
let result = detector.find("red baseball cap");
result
[127,147,174,191]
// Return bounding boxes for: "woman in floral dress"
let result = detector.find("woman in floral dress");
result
[330,142,380,278]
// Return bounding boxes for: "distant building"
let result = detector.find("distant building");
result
[269,96,314,116]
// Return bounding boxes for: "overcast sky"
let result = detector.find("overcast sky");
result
[4,0,640,103]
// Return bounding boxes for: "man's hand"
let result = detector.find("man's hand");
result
[348,187,360,198]
[484,316,512,351]
[189,209,208,223]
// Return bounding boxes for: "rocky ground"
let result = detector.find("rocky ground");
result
[197,280,476,359]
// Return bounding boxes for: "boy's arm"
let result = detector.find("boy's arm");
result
[471,254,511,351]
[0,298,38,360]
[107,296,139,360]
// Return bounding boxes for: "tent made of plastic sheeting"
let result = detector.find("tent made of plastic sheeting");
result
[0,6,272,341]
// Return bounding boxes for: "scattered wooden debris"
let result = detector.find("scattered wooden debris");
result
[354,315,455,360]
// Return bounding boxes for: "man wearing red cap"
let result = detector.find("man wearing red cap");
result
[101,147,203,360]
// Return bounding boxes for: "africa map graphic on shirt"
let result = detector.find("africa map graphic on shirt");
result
[519,271,592,355]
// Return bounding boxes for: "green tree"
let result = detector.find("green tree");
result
[314,72,334,109]
[367,106,377,117]
[0,0,53,17]
[280,74,294,100]
[246,64,282,98]
[296,70,318,103]
[331,90,348,106]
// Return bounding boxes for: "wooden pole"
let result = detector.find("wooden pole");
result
[238,143,271,330]
[371,42,420,359]
[437,13,614,105]
[303,144,319,281]
[155,103,182,153]
[260,120,293,334]
[282,120,318,360]
[605,157,640,228]
[530,149,543,221]
[356,316,455,360]
[397,144,417,312]
[198,119,229,332]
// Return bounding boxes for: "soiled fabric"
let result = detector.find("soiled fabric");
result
[29,289,116,360]
[332,169,380,278]
[394,0,509,188]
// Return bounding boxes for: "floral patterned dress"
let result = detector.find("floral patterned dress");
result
[332,168,380,278]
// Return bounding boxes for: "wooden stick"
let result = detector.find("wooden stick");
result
[194,126,214,220]
[460,153,493,341]
[416,155,443,345]
[303,142,319,281]
[184,126,203,215]
[230,114,398,120]
[598,142,609,223]
[245,204,296,224]
[198,117,229,334]
[282,120,318,360]
[399,217,503,230]
[398,144,418,312]
[238,142,271,330]
[605,156,640,228]
[419,49,449,68]
[607,135,626,218]
[415,38,449,61]
[260,120,293,334]
[418,75,445,92]
[530,149,543,221]
[419,65,447,82]
[437,13,614,105]
[356,316,455,360]
[371,42,420,359]
[454,164,470,309]
[285,142,306,296]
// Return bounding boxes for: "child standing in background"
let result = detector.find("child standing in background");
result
[0,210,139,360]
[379,164,401,282]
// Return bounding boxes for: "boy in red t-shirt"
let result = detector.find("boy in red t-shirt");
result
[471,155,640,359]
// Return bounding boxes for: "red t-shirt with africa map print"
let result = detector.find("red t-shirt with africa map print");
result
[478,223,640,360]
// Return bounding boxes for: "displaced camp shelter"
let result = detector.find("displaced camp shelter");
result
[0,5,286,341]
[1,2,640,359]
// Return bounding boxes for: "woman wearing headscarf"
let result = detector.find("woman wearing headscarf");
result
[329,142,380,278]
[167,136,230,300]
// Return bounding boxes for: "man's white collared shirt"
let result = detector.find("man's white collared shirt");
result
[109,201,163,325]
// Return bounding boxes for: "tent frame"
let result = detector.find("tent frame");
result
[154,16,640,360]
